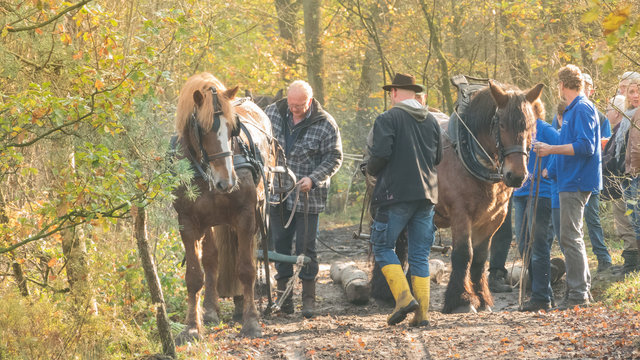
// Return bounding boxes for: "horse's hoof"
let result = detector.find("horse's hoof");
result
[478,305,492,313]
[175,328,202,346]
[203,310,220,326]
[451,304,477,314]
[239,320,262,338]
[232,311,243,323]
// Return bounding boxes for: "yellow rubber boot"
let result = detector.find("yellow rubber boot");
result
[409,275,431,327]
[381,264,418,325]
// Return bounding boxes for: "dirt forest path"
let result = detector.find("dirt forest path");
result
[205,224,639,359]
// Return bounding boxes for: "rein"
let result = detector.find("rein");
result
[453,106,529,179]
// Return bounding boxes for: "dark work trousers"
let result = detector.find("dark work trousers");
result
[270,204,319,281]
[490,198,513,274]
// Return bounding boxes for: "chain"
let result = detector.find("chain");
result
[271,255,306,313]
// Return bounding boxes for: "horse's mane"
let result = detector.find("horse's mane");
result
[175,73,235,136]
[465,85,536,137]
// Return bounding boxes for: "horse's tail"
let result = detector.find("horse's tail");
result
[213,225,244,298]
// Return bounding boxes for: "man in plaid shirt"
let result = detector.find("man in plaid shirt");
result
[265,80,342,318]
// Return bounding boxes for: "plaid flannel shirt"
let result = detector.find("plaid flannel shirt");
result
[265,98,343,214]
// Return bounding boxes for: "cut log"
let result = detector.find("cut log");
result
[330,261,370,304]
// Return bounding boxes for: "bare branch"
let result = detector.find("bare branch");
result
[5,0,93,33]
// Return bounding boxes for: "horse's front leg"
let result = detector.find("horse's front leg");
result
[470,235,493,312]
[201,227,221,325]
[176,219,205,345]
[235,213,262,338]
[443,220,479,313]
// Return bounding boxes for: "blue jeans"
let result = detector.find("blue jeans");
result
[490,199,512,274]
[513,196,554,303]
[270,204,319,281]
[624,176,640,242]
[371,200,435,277]
[584,193,612,264]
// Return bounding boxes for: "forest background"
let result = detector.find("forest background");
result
[0,0,639,358]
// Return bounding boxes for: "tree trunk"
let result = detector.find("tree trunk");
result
[60,151,97,314]
[61,227,97,314]
[133,206,175,358]
[420,0,454,113]
[356,38,381,129]
[303,0,325,105]
[275,0,300,82]
[499,8,531,89]
[11,261,29,297]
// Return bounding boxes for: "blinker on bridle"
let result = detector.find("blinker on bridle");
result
[491,106,529,169]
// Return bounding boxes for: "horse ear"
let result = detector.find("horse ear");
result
[489,80,509,108]
[275,88,284,101]
[193,90,204,107]
[224,86,239,100]
[245,89,253,99]
[525,83,544,103]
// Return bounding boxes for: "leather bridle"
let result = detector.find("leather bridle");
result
[187,87,241,180]
[491,107,530,173]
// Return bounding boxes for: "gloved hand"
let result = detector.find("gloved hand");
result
[359,161,368,176]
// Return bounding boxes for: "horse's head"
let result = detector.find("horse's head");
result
[488,80,544,187]
[176,73,240,193]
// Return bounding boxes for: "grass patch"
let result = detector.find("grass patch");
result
[601,272,640,312]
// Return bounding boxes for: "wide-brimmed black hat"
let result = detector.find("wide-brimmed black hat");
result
[382,73,424,93]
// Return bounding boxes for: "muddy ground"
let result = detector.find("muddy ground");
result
[194,224,639,359]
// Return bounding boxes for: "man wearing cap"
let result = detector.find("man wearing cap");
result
[367,73,442,326]
[581,73,613,273]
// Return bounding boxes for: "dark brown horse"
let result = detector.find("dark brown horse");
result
[435,80,543,313]
[172,73,275,343]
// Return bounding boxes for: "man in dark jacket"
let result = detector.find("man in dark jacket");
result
[265,80,343,318]
[367,73,442,327]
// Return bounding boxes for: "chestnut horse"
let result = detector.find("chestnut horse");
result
[435,80,543,313]
[172,73,275,343]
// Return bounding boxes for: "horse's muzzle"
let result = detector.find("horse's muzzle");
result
[214,178,236,193]
[503,171,525,188]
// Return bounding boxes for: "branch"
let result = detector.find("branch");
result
[25,276,70,293]
[5,0,93,33]
[2,66,137,150]
[0,200,133,255]
[616,47,640,67]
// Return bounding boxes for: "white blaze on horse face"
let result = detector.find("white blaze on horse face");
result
[212,116,235,190]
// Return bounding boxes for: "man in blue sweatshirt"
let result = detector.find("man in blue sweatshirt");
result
[535,65,602,308]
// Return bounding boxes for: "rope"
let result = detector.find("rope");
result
[517,154,542,309]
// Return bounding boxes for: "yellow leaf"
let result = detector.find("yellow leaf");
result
[47,258,57,267]
[602,5,631,35]
[95,79,104,91]
[60,33,72,45]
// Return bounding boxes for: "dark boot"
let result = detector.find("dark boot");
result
[622,250,640,275]
[277,278,294,314]
[302,280,316,319]
[489,269,512,293]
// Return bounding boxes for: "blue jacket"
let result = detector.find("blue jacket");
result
[514,119,559,199]
[555,95,602,193]
[552,109,611,138]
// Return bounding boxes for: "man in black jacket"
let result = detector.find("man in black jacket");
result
[367,73,442,327]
